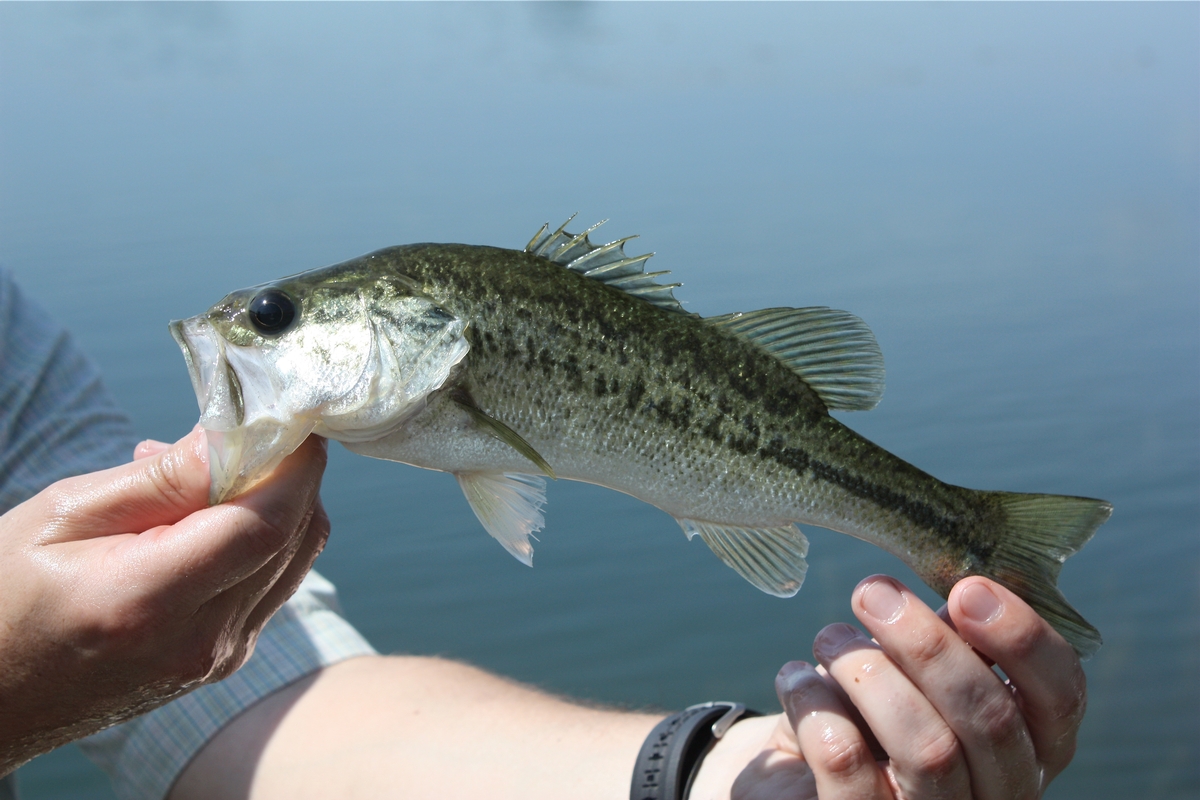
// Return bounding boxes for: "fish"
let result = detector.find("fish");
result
[170,218,1111,657]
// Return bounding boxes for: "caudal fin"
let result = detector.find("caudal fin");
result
[982,492,1111,659]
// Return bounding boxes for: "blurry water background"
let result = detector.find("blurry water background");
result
[1,3,1196,798]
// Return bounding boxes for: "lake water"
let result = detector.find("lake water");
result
[1,4,1196,798]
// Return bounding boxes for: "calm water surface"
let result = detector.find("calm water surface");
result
[1,4,1196,798]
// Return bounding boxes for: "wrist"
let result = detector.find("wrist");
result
[688,714,780,800]
[630,703,760,800]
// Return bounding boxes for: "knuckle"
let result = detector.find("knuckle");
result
[38,479,82,526]
[1006,617,1052,661]
[1041,693,1087,761]
[1048,666,1088,727]
[310,503,332,547]
[206,648,244,683]
[911,728,962,780]
[39,480,71,513]
[240,512,296,561]
[1049,692,1086,731]
[207,628,261,682]
[171,628,228,685]
[180,649,221,685]
[146,454,193,506]
[815,726,874,779]
[182,651,218,684]
[974,692,1025,746]
[905,624,953,668]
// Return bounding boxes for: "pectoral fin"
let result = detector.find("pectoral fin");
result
[678,519,810,597]
[451,389,556,479]
[457,472,548,566]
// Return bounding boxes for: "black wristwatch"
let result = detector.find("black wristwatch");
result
[630,702,760,800]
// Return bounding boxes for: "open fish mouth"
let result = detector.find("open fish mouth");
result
[169,316,314,503]
[170,317,244,430]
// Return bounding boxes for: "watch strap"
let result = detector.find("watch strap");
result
[630,702,760,800]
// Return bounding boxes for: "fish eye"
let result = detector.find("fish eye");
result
[247,289,297,336]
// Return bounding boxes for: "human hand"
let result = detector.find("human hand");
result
[692,575,1086,800]
[0,429,330,775]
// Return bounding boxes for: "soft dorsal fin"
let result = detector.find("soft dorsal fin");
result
[451,388,556,479]
[707,307,885,411]
[525,217,689,315]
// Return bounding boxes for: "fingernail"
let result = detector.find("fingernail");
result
[960,582,1002,623]
[776,660,815,695]
[775,661,819,723]
[861,578,906,623]
[813,623,862,660]
[135,439,170,459]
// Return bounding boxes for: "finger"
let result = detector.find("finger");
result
[776,661,892,800]
[812,622,972,800]
[242,497,331,635]
[936,602,997,668]
[133,439,171,461]
[851,575,1039,800]
[195,495,320,630]
[812,663,886,762]
[33,428,211,542]
[125,435,328,608]
[190,496,329,683]
[948,577,1086,780]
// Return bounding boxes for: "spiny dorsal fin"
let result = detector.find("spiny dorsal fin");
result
[706,307,885,411]
[525,217,689,315]
[451,388,556,479]
[678,518,810,597]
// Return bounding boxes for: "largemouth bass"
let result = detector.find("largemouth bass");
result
[171,219,1111,657]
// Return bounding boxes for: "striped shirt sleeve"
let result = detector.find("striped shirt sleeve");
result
[0,267,137,510]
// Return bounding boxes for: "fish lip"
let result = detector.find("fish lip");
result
[169,315,244,431]
[169,318,203,400]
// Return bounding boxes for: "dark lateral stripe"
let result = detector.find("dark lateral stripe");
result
[625,385,968,547]
[756,437,968,546]
[618,379,970,549]
[806,459,963,543]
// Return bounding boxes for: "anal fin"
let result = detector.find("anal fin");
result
[457,472,548,566]
[678,519,810,597]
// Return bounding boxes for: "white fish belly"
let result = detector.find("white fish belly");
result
[342,393,878,540]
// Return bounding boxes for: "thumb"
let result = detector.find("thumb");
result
[36,427,212,543]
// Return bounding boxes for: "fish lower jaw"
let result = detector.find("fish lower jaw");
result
[203,415,317,503]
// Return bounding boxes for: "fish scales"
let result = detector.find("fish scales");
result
[170,220,1111,657]
[374,244,989,588]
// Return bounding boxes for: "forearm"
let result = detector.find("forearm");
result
[170,655,662,800]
